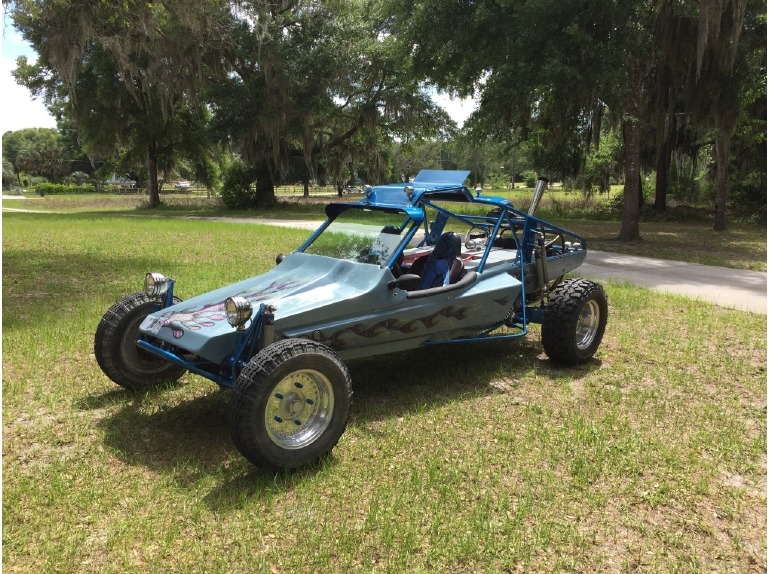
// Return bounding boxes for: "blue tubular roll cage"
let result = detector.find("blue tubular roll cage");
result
[415,196,585,348]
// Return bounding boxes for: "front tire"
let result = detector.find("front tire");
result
[94,293,185,390]
[542,278,608,366]
[228,339,352,470]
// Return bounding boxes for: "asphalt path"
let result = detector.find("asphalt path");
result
[3,200,766,314]
[582,251,767,314]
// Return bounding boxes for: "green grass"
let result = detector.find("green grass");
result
[557,219,767,271]
[3,212,766,573]
[4,190,766,271]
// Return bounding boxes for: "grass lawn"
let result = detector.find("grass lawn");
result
[3,212,766,573]
[4,191,766,271]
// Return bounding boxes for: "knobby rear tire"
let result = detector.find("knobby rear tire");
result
[542,278,608,366]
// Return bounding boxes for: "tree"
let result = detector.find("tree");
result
[390,0,764,236]
[10,0,452,207]
[688,0,753,230]
[2,159,16,188]
[391,140,444,182]
[208,0,452,203]
[654,0,763,229]
[388,0,654,240]
[10,0,230,206]
[583,131,623,195]
[2,128,68,182]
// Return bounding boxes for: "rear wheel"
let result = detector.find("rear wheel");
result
[228,339,352,470]
[94,293,185,390]
[542,279,608,366]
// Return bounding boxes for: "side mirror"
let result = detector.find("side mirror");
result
[387,273,421,291]
[276,253,285,265]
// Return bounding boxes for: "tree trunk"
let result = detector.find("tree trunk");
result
[654,132,670,214]
[510,146,517,188]
[255,159,276,206]
[303,176,310,198]
[653,61,671,214]
[591,100,603,151]
[147,146,161,208]
[618,59,643,241]
[713,129,730,231]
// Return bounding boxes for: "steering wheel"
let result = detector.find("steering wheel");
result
[464,226,489,250]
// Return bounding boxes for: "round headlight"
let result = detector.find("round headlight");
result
[145,272,168,299]
[225,296,253,329]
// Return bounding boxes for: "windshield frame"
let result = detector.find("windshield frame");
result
[296,205,423,269]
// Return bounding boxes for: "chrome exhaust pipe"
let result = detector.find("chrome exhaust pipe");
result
[528,177,549,216]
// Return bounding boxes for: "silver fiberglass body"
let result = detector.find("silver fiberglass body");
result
[137,170,587,385]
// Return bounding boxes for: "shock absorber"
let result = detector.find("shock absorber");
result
[534,233,550,305]
[260,305,276,349]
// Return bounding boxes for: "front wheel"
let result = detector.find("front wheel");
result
[541,279,608,366]
[94,293,186,390]
[228,339,352,470]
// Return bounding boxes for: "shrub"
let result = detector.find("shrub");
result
[220,161,276,209]
[732,172,767,210]
[522,170,538,188]
[30,182,97,195]
[220,161,259,209]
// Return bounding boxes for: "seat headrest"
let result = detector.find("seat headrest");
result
[433,232,461,260]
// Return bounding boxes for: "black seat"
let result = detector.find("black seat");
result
[416,232,464,289]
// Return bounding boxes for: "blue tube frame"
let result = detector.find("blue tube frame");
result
[137,303,268,389]
[414,197,581,349]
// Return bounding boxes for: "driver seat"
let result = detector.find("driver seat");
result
[413,232,464,289]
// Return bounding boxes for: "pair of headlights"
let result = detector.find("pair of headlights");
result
[144,273,253,329]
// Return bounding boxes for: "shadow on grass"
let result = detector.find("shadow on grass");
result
[86,336,600,508]
[346,337,556,423]
[3,220,197,332]
[90,385,231,467]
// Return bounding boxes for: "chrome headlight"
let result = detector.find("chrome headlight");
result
[144,272,168,300]
[225,296,253,329]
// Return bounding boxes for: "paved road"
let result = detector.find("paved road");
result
[3,202,766,314]
[582,251,766,314]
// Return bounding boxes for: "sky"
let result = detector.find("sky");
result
[1,13,58,134]
[1,9,476,135]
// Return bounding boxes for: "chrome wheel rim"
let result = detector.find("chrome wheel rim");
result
[575,300,601,350]
[265,369,335,449]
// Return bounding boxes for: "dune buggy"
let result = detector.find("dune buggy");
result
[95,170,607,470]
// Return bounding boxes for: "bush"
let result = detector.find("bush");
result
[522,170,538,188]
[30,182,97,195]
[732,173,767,210]
[220,161,259,209]
[667,177,706,204]
[220,161,276,209]
[484,172,511,189]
